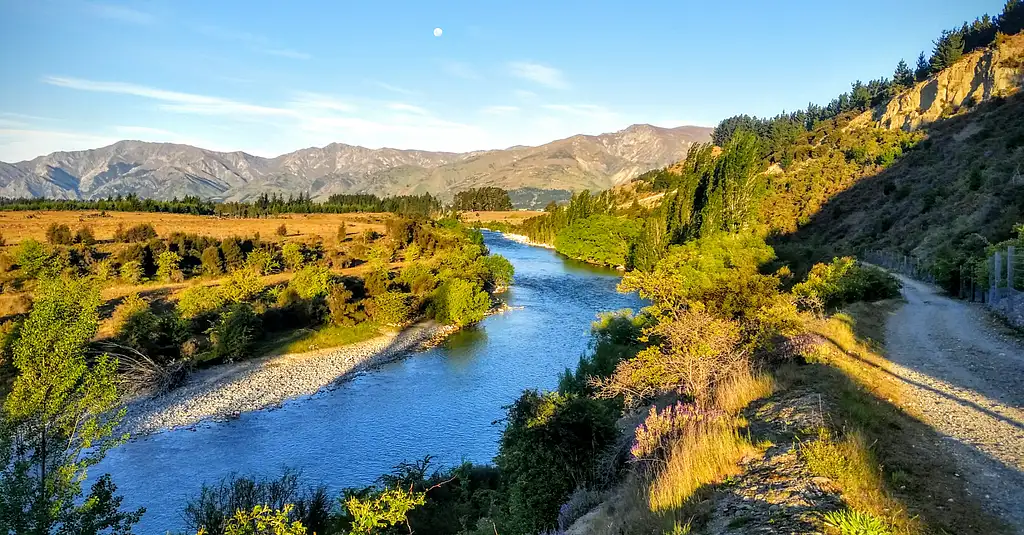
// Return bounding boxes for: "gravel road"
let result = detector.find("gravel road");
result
[119,321,456,437]
[884,275,1024,532]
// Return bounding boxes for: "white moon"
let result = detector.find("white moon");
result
[433,27,443,37]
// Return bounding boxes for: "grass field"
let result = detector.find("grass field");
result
[458,210,543,225]
[0,210,389,246]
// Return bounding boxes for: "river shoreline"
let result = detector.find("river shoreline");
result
[119,320,459,438]
[498,232,556,250]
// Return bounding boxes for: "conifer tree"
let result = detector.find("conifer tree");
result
[915,52,931,82]
[893,59,915,89]
[930,29,965,72]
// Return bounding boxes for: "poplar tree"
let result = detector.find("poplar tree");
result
[0,276,142,534]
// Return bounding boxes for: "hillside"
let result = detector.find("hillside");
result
[0,124,711,204]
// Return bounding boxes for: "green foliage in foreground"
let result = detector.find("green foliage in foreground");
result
[430,279,491,326]
[0,276,143,534]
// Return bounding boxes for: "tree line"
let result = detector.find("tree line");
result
[712,0,1024,164]
[451,187,513,211]
[0,192,443,218]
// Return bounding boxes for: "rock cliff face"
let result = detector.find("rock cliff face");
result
[866,34,1024,131]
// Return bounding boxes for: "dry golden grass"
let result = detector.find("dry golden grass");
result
[714,369,775,415]
[458,210,543,224]
[795,300,1010,535]
[0,210,389,246]
[648,419,757,512]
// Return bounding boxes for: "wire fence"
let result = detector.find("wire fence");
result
[862,250,935,284]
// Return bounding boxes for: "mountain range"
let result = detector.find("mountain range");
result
[0,124,711,204]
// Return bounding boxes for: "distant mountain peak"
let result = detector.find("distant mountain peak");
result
[0,124,712,202]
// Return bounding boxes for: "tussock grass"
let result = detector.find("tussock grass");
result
[276,321,382,355]
[714,369,775,415]
[794,300,1011,535]
[802,429,911,534]
[823,509,891,535]
[648,420,757,512]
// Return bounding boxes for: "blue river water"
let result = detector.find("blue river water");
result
[97,231,644,533]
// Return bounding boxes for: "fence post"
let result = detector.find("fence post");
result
[994,251,1002,305]
[1008,246,1016,291]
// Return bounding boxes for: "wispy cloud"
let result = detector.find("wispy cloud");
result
[291,92,356,113]
[513,89,537,100]
[113,125,178,137]
[44,76,291,117]
[265,48,312,60]
[0,129,119,162]
[371,81,418,96]
[88,3,155,25]
[508,61,569,89]
[481,105,520,115]
[388,103,430,115]
[439,60,479,80]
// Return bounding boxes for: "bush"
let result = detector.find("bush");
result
[365,291,412,326]
[289,265,333,300]
[495,391,618,533]
[245,248,280,275]
[337,223,347,242]
[479,254,514,290]
[120,260,144,284]
[276,224,288,237]
[114,223,157,243]
[74,226,96,245]
[281,242,305,270]
[793,257,901,311]
[209,302,260,362]
[156,250,184,282]
[326,285,366,326]
[177,284,226,319]
[183,470,331,535]
[221,237,246,270]
[220,268,265,303]
[429,279,490,326]
[45,223,74,245]
[397,262,437,295]
[363,267,391,296]
[114,297,188,363]
[111,293,150,333]
[15,239,49,278]
[201,246,225,276]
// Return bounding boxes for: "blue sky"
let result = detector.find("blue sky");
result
[0,0,1007,161]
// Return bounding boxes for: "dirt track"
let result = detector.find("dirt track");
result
[884,276,1024,532]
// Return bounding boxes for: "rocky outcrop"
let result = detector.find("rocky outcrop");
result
[865,34,1024,131]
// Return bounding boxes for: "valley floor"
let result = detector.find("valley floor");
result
[883,276,1024,531]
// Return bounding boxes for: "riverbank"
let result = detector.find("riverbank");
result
[498,232,555,250]
[119,320,458,437]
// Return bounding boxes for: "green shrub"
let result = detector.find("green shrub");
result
[289,265,333,300]
[430,279,490,326]
[209,302,260,362]
[74,226,96,246]
[397,262,437,295]
[201,245,225,275]
[15,239,49,278]
[245,248,280,275]
[479,254,514,289]
[365,291,412,326]
[120,260,144,285]
[220,268,265,303]
[177,284,226,319]
[793,257,901,310]
[114,298,188,362]
[495,391,618,533]
[156,250,184,282]
[114,223,157,243]
[363,266,392,296]
[45,223,74,245]
[555,215,639,266]
[822,510,891,535]
[221,237,246,269]
[281,242,305,270]
[327,285,367,326]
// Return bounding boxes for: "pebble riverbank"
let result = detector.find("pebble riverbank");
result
[119,320,458,437]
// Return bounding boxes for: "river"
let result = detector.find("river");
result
[97,231,644,533]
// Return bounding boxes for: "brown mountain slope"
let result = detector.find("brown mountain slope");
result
[0,124,711,202]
